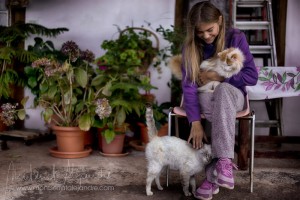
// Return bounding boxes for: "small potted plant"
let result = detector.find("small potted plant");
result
[135,101,171,145]
[94,26,158,155]
[93,67,152,155]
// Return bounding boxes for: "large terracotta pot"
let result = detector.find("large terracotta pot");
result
[51,125,85,152]
[84,131,93,147]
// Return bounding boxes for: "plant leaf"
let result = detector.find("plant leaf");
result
[103,129,115,144]
[75,68,88,88]
[17,110,26,120]
[43,108,53,123]
[79,114,91,131]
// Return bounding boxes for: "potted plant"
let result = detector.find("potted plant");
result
[135,101,171,145]
[26,40,107,158]
[0,23,68,130]
[94,26,158,155]
[93,67,153,155]
[155,25,185,106]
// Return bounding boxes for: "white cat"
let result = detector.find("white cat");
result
[145,106,212,196]
[198,47,245,93]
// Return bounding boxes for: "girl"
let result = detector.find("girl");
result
[181,2,258,200]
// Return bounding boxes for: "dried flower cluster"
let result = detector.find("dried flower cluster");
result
[81,49,95,63]
[31,58,68,77]
[61,40,80,62]
[95,98,112,119]
[0,103,18,126]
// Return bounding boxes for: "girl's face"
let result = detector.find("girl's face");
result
[196,17,222,44]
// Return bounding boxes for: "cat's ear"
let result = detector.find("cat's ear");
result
[218,51,227,61]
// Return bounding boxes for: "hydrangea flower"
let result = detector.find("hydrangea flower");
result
[61,41,80,62]
[80,49,95,63]
[0,103,18,126]
[95,98,112,119]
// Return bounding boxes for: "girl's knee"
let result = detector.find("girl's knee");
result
[214,83,231,95]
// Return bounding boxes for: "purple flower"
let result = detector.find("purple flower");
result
[80,49,95,63]
[99,65,108,71]
[61,41,80,62]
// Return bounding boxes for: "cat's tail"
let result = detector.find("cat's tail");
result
[145,105,158,141]
[168,54,182,80]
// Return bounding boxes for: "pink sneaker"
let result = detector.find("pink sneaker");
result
[194,179,219,200]
[213,158,238,189]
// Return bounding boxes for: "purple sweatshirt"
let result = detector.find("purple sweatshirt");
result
[181,28,258,123]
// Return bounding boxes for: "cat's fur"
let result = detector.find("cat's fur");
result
[198,47,245,93]
[145,106,212,196]
[168,47,245,93]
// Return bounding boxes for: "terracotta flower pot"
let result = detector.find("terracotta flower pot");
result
[157,123,168,137]
[138,122,149,144]
[141,93,156,104]
[84,131,92,147]
[0,120,8,132]
[97,127,108,151]
[0,107,8,132]
[51,125,85,152]
[101,133,125,154]
[138,122,168,145]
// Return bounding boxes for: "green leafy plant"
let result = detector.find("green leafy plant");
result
[131,101,171,130]
[0,23,68,102]
[25,40,104,131]
[94,26,158,143]
[154,25,185,106]
[97,26,159,75]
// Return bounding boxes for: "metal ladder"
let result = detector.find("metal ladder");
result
[231,0,283,137]
[232,0,277,66]
[0,1,10,26]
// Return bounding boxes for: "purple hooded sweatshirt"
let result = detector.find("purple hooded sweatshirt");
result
[181,28,258,123]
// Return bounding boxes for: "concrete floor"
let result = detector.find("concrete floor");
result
[0,139,300,200]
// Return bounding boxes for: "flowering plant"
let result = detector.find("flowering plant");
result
[0,99,27,127]
[93,26,160,143]
[25,40,105,131]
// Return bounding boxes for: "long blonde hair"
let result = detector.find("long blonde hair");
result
[184,1,225,83]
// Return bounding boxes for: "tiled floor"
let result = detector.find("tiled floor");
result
[0,138,300,200]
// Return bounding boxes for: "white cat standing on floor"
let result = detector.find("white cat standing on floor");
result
[145,106,212,197]
[198,47,245,93]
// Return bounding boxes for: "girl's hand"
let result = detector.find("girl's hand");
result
[187,121,207,149]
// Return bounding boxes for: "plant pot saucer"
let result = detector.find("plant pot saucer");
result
[49,146,92,159]
[99,150,129,157]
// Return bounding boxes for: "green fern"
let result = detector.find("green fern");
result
[0,23,68,44]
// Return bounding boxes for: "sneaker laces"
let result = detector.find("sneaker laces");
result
[218,159,238,176]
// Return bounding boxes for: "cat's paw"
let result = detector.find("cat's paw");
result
[157,185,163,190]
[184,191,192,196]
[146,191,153,196]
